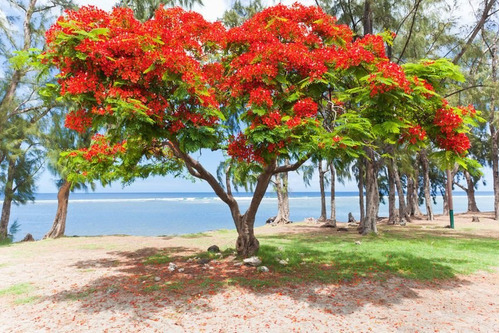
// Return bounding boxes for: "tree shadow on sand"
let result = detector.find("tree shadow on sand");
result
[40,241,484,326]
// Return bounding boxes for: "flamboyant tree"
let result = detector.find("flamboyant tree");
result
[42,4,476,255]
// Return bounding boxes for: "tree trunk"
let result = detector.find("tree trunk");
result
[274,172,290,224]
[407,162,423,217]
[361,150,379,234]
[44,180,71,239]
[387,163,397,224]
[419,150,434,220]
[358,159,365,223]
[0,160,16,240]
[235,213,260,258]
[329,162,336,226]
[443,189,449,215]
[464,171,480,213]
[490,40,499,220]
[393,162,410,222]
[318,160,327,222]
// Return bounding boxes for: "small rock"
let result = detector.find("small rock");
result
[257,266,269,272]
[233,262,243,267]
[243,256,262,267]
[337,227,348,232]
[399,221,407,226]
[347,223,358,227]
[207,245,220,253]
[278,259,288,266]
[168,262,177,272]
[472,216,480,222]
[187,258,194,263]
[355,241,361,245]
[21,233,34,242]
[178,268,185,273]
[154,276,161,282]
[348,212,356,223]
[266,216,276,224]
[197,258,211,265]
[304,217,316,223]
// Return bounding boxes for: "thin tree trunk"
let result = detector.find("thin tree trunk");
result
[329,161,337,226]
[358,159,365,223]
[490,39,499,220]
[393,163,410,222]
[274,171,290,224]
[419,149,434,220]
[0,160,16,239]
[464,171,480,212]
[44,180,71,239]
[387,163,397,224]
[361,149,379,234]
[492,120,499,220]
[318,160,327,222]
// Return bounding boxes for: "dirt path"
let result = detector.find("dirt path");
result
[0,212,498,332]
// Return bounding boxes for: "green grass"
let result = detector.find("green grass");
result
[256,230,499,282]
[144,251,171,265]
[0,283,35,296]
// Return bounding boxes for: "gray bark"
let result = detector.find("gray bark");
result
[419,150,434,220]
[44,180,71,239]
[318,161,327,222]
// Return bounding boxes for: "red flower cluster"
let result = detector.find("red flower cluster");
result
[433,102,470,155]
[400,124,427,144]
[65,109,92,133]
[45,6,224,135]
[227,134,263,164]
[76,134,127,161]
[293,98,318,118]
[368,61,411,97]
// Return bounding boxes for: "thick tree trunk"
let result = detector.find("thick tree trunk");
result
[329,162,336,226]
[464,171,480,213]
[0,160,16,240]
[274,172,290,224]
[44,180,71,239]
[318,161,327,222]
[235,213,260,257]
[387,163,397,224]
[361,150,379,234]
[419,150,434,220]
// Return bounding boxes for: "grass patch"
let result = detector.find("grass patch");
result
[256,231,498,282]
[0,283,35,296]
[144,252,171,265]
[64,288,97,301]
[179,232,211,239]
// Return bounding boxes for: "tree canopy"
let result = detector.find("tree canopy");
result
[41,3,479,255]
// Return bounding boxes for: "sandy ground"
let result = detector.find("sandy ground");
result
[0,212,498,332]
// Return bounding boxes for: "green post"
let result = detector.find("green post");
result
[447,169,454,229]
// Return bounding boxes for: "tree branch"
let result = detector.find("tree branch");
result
[397,0,422,64]
[452,0,495,64]
[273,156,310,174]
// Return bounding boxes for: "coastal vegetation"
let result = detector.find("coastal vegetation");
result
[0,0,497,259]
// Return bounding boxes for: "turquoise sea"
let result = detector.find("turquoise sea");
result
[5,191,495,242]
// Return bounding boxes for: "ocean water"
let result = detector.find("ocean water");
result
[5,191,495,242]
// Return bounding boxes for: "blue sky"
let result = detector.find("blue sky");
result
[35,0,493,193]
